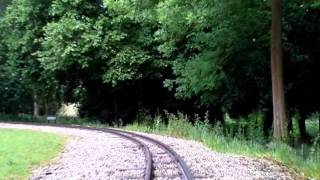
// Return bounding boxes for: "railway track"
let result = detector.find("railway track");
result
[107,128,194,180]
[98,128,153,180]
[1,122,194,180]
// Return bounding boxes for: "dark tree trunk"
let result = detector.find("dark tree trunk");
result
[298,118,307,138]
[271,0,287,140]
[299,112,309,139]
[208,106,224,125]
[287,111,293,135]
[263,108,273,136]
[44,101,49,116]
[33,94,40,117]
[114,97,119,125]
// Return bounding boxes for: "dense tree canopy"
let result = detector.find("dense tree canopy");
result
[0,0,319,138]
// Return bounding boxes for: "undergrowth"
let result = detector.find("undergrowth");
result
[1,113,319,179]
[125,111,320,179]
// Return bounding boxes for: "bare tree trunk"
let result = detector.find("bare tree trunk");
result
[114,97,118,125]
[45,101,49,116]
[271,0,287,140]
[318,115,320,134]
[298,113,308,139]
[33,94,40,117]
[287,110,292,135]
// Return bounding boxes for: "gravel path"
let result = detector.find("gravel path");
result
[130,131,299,180]
[0,123,298,180]
[0,123,146,179]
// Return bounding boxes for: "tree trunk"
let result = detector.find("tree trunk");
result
[208,106,224,125]
[298,115,307,139]
[263,108,273,136]
[33,94,40,117]
[271,0,287,140]
[114,98,118,125]
[44,101,49,116]
[287,111,293,135]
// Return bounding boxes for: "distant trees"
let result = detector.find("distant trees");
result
[0,42,33,113]
[284,1,320,139]
[0,0,59,116]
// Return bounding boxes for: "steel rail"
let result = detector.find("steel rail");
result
[95,128,152,180]
[0,122,194,180]
[107,128,194,180]
[0,122,152,180]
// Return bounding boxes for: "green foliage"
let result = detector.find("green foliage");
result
[0,0,60,113]
[224,112,266,141]
[0,2,33,113]
[166,112,190,137]
[159,0,271,110]
[0,0,320,144]
[306,114,320,136]
[39,15,111,71]
[0,0,11,16]
[103,47,151,86]
[37,0,160,97]
[0,65,32,113]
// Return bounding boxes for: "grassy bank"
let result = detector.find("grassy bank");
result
[125,112,320,179]
[0,129,65,179]
[1,113,319,179]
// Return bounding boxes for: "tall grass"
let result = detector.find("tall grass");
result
[125,112,320,179]
[1,113,319,179]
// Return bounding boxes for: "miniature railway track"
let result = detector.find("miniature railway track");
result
[1,122,194,180]
[96,128,153,180]
[107,128,194,180]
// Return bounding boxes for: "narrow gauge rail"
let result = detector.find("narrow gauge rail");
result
[107,128,195,180]
[55,126,153,180]
[0,122,194,180]
[94,128,152,180]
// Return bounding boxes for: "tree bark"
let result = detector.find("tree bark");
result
[271,0,287,140]
[45,101,49,116]
[287,111,293,135]
[263,108,273,136]
[33,94,40,117]
[298,114,308,139]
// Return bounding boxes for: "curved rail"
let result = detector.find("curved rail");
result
[98,129,152,180]
[65,126,153,180]
[0,122,194,180]
[0,123,152,180]
[107,128,194,180]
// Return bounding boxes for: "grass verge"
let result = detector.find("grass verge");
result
[1,113,319,179]
[0,129,66,179]
[125,113,320,179]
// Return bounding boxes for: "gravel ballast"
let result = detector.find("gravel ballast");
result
[0,123,146,179]
[131,131,299,180]
[0,123,297,180]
